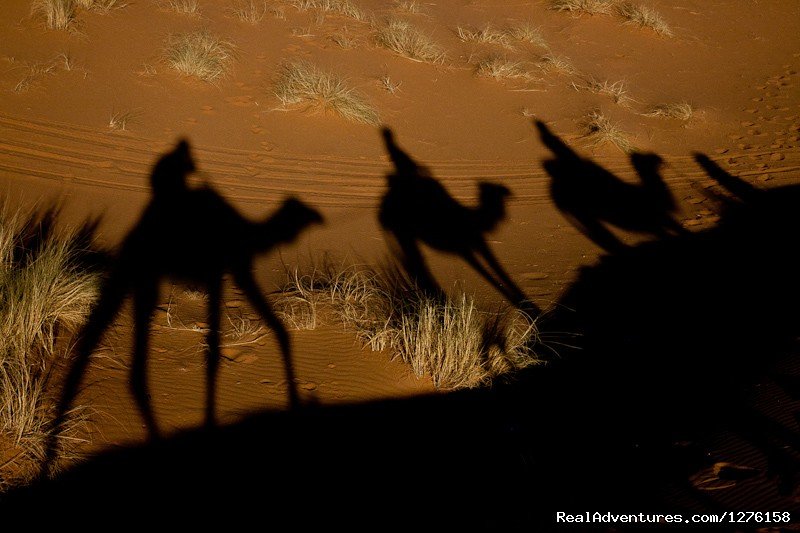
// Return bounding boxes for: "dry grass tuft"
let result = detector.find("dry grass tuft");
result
[289,0,366,21]
[581,110,635,153]
[616,2,672,36]
[274,61,380,125]
[12,62,57,93]
[394,0,420,14]
[378,74,401,94]
[164,30,235,82]
[166,0,200,15]
[506,23,548,48]
[550,0,618,15]
[643,102,694,121]
[229,0,267,23]
[375,19,446,64]
[456,24,513,49]
[475,56,535,81]
[274,259,541,389]
[457,23,548,49]
[0,206,102,488]
[108,109,139,131]
[31,0,76,29]
[573,77,633,106]
[75,0,127,11]
[329,28,359,48]
[538,53,576,76]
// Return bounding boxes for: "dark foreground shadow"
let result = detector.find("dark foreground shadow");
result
[4,134,800,530]
[44,140,323,471]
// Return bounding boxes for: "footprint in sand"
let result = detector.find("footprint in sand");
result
[250,125,263,134]
[201,105,214,115]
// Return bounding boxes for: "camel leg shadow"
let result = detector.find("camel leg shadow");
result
[204,276,222,429]
[130,279,161,440]
[232,266,300,409]
[41,270,129,476]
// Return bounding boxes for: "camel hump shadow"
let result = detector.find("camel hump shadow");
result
[535,119,687,253]
[378,126,535,315]
[44,139,323,475]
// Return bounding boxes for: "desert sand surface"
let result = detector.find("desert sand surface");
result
[1,0,800,529]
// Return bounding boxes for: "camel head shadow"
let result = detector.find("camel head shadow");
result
[44,140,324,474]
[378,126,536,316]
[535,120,687,253]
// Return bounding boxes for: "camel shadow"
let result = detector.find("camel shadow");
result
[535,120,687,253]
[378,127,536,316]
[44,139,323,472]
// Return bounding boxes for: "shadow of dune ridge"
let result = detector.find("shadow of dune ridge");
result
[535,120,687,253]
[5,132,800,530]
[378,126,537,316]
[42,139,324,473]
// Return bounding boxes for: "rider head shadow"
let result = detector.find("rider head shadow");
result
[378,127,537,317]
[535,120,687,253]
[44,139,323,473]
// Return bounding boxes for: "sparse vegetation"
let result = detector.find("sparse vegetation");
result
[394,0,420,14]
[475,56,535,81]
[379,74,401,94]
[456,24,514,49]
[229,0,266,23]
[164,30,235,83]
[581,110,635,153]
[108,109,138,131]
[329,28,359,48]
[538,53,576,75]
[12,62,56,93]
[550,0,618,15]
[274,260,541,389]
[456,23,548,49]
[572,77,632,106]
[616,2,672,36]
[643,102,694,121]
[0,206,102,488]
[31,0,76,30]
[274,61,380,125]
[166,0,200,15]
[506,23,548,48]
[375,19,446,64]
[289,0,366,21]
[75,0,126,11]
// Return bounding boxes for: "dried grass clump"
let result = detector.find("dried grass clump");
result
[538,53,576,76]
[0,206,102,489]
[164,30,235,82]
[12,62,56,93]
[166,0,200,15]
[274,259,541,389]
[457,23,548,50]
[230,0,267,23]
[643,102,694,121]
[375,19,446,64]
[289,0,366,21]
[75,0,126,11]
[550,0,618,15]
[616,2,672,36]
[31,0,76,29]
[108,109,139,131]
[581,110,635,153]
[456,24,513,48]
[506,23,548,48]
[475,56,535,81]
[274,61,380,125]
[573,77,633,106]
